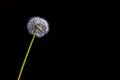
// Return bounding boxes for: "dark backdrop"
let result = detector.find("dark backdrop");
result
[0,0,105,80]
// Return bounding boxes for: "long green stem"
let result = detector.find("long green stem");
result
[17,34,36,80]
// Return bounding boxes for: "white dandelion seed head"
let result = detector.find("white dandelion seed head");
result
[27,16,49,38]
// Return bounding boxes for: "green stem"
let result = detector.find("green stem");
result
[17,34,36,80]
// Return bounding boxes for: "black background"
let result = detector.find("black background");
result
[0,0,107,80]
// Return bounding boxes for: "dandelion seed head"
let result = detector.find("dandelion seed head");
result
[27,17,49,38]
